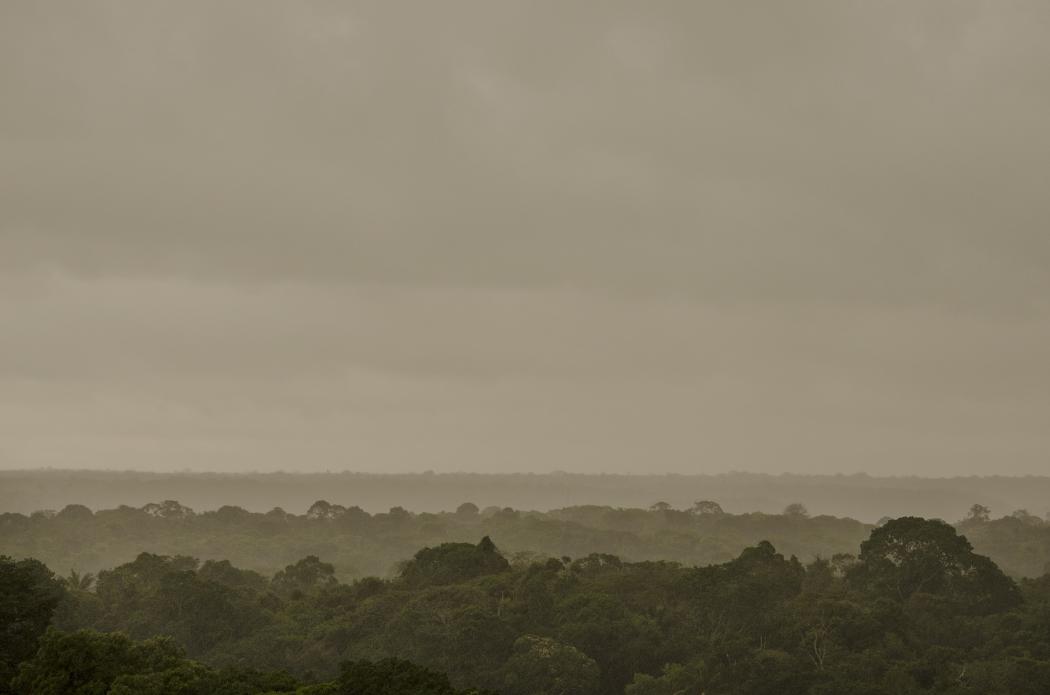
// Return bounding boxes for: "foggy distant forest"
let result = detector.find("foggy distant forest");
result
[5,477,1050,694]
[5,0,1050,693]
[5,472,1050,581]
[5,470,1050,524]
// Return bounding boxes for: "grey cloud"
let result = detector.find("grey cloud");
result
[2,2,1049,474]
[3,2,1048,301]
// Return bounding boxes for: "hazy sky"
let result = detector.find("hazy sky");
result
[2,1,1049,475]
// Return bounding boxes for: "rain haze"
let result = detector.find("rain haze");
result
[2,1,1049,477]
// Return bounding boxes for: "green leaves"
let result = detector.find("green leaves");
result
[4,516,1049,695]
[499,636,601,695]
[0,556,66,690]
[852,517,1022,613]
[272,557,338,599]
[399,539,510,588]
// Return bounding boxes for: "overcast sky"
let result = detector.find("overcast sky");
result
[2,1,1049,475]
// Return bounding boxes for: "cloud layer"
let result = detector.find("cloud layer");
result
[2,1,1049,473]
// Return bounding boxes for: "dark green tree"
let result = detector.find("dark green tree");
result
[271,556,338,599]
[336,658,494,695]
[455,503,479,518]
[691,500,725,515]
[850,516,1021,613]
[400,538,509,587]
[0,556,66,691]
[499,635,601,695]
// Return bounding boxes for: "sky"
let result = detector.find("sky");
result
[2,1,1049,475]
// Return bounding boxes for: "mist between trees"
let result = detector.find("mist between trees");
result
[5,474,1050,693]
[4,516,1050,694]
[3,493,1049,583]
[4,470,1050,523]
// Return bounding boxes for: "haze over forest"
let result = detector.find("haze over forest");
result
[6,4,1050,695]
[3,1,1050,478]
[5,470,1050,525]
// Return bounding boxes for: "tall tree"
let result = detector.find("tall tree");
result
[850,516,1021,613]
[0,556,66,692]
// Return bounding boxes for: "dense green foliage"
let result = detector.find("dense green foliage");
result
[0,557,66,690]
[9,630,491,695]
[11,629,297,695]
[4,516,1050,693]
[0,500,874,582]
[6,470,1050,527]
[4,499,1048,587]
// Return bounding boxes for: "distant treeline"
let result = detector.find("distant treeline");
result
[4,470,1050,523]
[6,468,1050,522]
[3,498,1049,582]
[4,517,1050,694]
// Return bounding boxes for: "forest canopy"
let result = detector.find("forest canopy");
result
[3,498,1049,583]
[4,515,1050,694]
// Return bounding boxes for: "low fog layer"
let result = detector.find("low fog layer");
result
[3,2,1049,474]
[4,470,1050,524]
